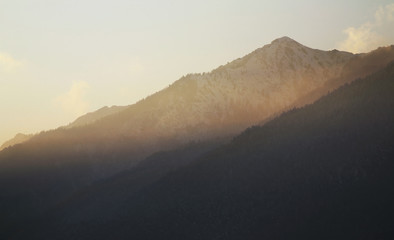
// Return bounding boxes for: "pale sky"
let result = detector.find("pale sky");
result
[1,0,394,144]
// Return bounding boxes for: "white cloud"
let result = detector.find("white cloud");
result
[375,3,394,25]
[338,24,386,53]
[0,52,22,72]
[338,3,394,53]
[54,81,90,118]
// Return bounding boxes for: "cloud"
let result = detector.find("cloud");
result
[338,3,394,53]
[375,3,394,25]
[55,81,90,118]
[338,24,386,53]
[0,52,22,72]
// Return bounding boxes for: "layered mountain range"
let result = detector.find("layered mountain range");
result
[3,37,394,153]
[1,37,394,239]
[1,37,367,179]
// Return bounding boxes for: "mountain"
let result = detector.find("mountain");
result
[1,37,355,153]
[0,37,364,179]
[98,37,354,142]
[53,38,394,146]
[27,60,394,240]
[0,133,33,151]
[1,38,394,238]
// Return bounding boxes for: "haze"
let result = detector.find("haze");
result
[1,0,394,144]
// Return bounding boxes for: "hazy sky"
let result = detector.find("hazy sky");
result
[1,0,394,144]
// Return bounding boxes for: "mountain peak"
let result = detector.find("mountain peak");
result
[271,36,298,45]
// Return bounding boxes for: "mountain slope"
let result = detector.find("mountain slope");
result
[33,61,394,240]
[290,45,394,108]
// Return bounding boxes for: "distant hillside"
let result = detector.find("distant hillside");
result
[65,105,128,129]
[0,106,127,151]
[29,61,394,240]
[0,133,33,151]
